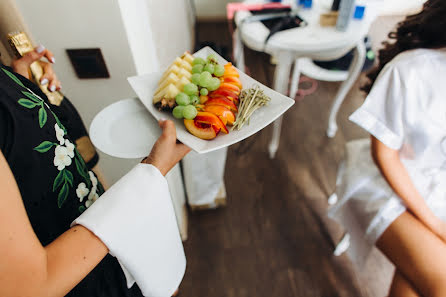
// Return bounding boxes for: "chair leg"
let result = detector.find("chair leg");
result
[268,51,294,159]
[327,42,366,138]
[268,116,283,159]
[289,58,301,99]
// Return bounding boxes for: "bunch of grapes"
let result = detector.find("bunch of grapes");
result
[172,54,223,120]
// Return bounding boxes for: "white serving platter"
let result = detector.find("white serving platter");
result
[89,98,160,159]
[128,46,294,154]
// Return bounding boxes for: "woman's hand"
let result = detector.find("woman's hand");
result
[143,119,191,176]
[11,45,61,92]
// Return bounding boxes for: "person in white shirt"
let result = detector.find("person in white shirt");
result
[329,1,446,296]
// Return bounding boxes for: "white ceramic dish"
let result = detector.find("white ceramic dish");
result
[128,46,295,154]
[89,98,160,159]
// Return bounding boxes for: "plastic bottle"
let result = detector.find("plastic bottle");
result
[336,0,356,31]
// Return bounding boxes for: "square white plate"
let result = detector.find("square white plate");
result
[128,46,294,154]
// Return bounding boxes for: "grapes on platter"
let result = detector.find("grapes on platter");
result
[191,73,201,85]
[192,64,203,74]
[175,92,190,106]
[200,88,209,96]
[190,95,199,105]
[214,64,225,77]
[183,83,199,96]
[192,57,206,66]
[198,71,212,88]
[207,77,221,91]
[203,63,215,74]
[172,105,185,119]
[183,105,198,120]
[207,54,218,64]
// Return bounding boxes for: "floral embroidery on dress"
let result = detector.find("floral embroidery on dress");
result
[2,67,103,213]
[76,182,89,202]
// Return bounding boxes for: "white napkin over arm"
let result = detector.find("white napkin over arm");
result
[72,163,186,297]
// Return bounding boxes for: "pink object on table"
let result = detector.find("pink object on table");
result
[226,2,291,20]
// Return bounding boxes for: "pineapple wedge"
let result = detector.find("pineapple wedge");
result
[182,52,194,64]
[153,84,180,106]
[153,52,194,110]
[155,72,179,95]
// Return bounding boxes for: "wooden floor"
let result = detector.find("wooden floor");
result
[180,19,399,297]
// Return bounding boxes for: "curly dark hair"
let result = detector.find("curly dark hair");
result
[362,0,446,94]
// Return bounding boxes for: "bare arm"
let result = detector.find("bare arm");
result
[0,151,108,297]
[371,136,446,240]
[0,120,190,297]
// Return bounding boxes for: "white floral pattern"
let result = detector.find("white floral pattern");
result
[4,65,105,212]
[54,145,72,170]
[65,139,75,158]
[76,183,89,202]
[89,171,98,187]
[84,171,100,208]
[55,123,65,145]
[53,125,76,171]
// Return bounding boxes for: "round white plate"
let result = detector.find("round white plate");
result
[89,98,160,159]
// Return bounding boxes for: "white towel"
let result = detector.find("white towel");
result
[72,163,186,297]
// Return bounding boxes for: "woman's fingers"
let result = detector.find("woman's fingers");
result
[143,120,191,175]
[40,62,61,91]
[159,119,191,156]
[159,118,177,141]
[11,45,56,79]
[41,47,56,64]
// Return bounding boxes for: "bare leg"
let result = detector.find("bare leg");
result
[388,271,420,297]
[377,211,446,297]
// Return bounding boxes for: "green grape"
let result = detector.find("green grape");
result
[172,106,185,119]
[190,95,199,105]
[192,64,203,74]
[191,73,201,85]
[192,57,206,65]
[183,83,199,96]
[175,92,190,106]
[198,71,212,88]
[207,77,221,91]
[207,54,218,64]
[214,64,225,77]
[203,63,215,74]
[200,88,209,96]
[183,105,198,120]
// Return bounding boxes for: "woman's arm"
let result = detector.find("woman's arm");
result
[0,151,108,297]
[0,120,190,297]
[371,136,446,240]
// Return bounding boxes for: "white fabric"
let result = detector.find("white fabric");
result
[329,48,446,269]
[182,148,227,206]
[72,163,186,297]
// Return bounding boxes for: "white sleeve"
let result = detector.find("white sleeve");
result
[349,65,406,150]
[72,163,186,297]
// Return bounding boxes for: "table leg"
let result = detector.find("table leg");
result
[268,52,295,159]
[326,42,366,138]
[289,58,301,100]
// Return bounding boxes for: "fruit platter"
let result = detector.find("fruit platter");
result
[128,47,294,154]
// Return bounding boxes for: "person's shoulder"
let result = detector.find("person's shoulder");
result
[388,48,446,74]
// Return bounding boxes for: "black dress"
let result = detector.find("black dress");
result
[0,65,144,297]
